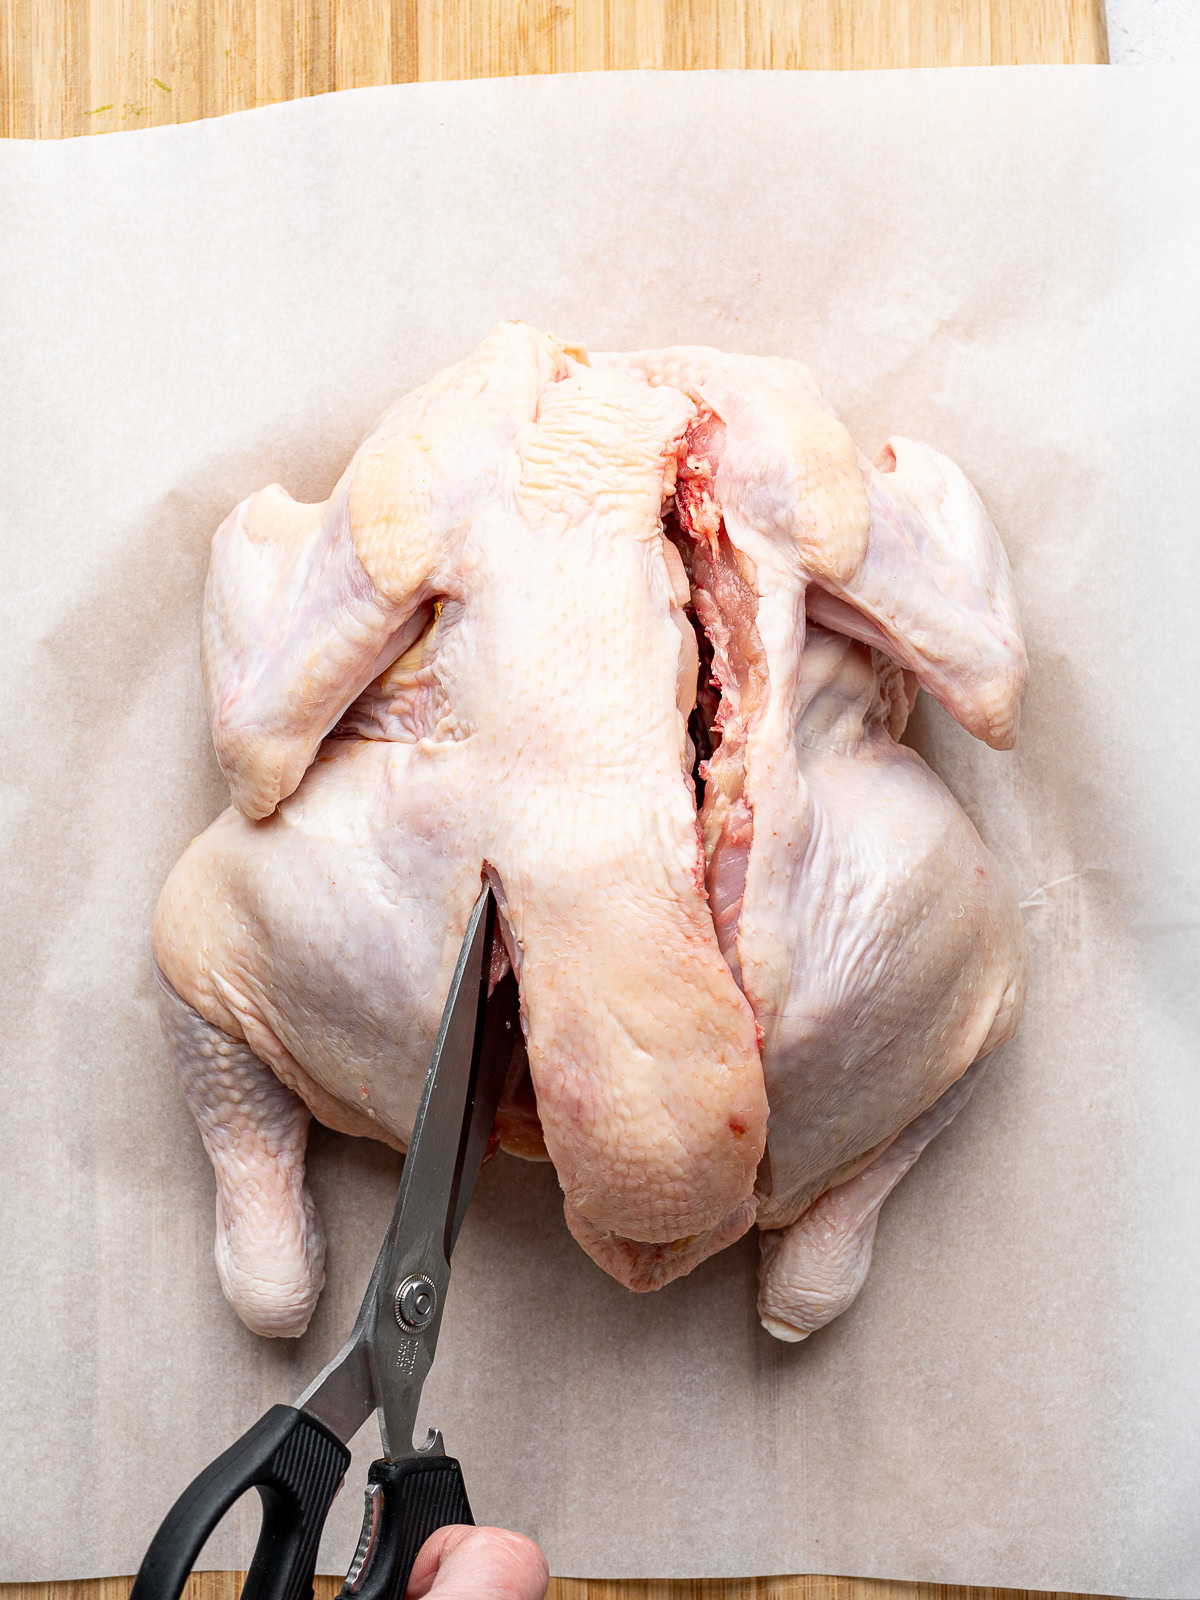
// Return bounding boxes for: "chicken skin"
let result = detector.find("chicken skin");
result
[154,326,1027,1340]
[603,346,1027,1336]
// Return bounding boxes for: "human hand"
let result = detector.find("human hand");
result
[405,1523,550,1599]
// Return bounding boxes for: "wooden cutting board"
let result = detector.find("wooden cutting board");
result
[3,0,1106,138]
[0,3,1110,1598]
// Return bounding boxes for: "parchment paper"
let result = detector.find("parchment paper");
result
[2,66,1197,1596]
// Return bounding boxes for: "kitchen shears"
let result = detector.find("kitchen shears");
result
[132,886,516,1600]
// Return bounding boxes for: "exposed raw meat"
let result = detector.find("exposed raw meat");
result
[154,325,1028,1341]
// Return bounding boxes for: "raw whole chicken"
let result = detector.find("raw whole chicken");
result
[153,323,1028,1342]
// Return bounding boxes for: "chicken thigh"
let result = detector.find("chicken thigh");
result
[154,326,1028,1341]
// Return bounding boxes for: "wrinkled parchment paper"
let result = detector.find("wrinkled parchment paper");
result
[2,66,1198,1595]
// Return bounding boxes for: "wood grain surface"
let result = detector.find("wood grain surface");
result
[1,3,1111,1599]
[2,0,1107,138]
[0,1575,1121,1600]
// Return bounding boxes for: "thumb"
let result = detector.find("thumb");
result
[405,1523,550,1600]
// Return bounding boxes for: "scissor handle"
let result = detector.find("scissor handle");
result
[343,1453,474,1599]
[130,1404,350,1600]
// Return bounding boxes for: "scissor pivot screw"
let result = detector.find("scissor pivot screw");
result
[395,1274,438,1330]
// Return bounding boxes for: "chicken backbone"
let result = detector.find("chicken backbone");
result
[153,324,1028,1341]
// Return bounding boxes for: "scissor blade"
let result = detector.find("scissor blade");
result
[450,967,519,1251]
[370,886,495,1457]
[296,886,498,1451]
[295,1229,390,1441]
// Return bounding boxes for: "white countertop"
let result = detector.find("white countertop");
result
[1106,0,1200,63]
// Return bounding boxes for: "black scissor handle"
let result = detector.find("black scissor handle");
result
[130,1404,351,1600]
[345,1452,474,1600]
